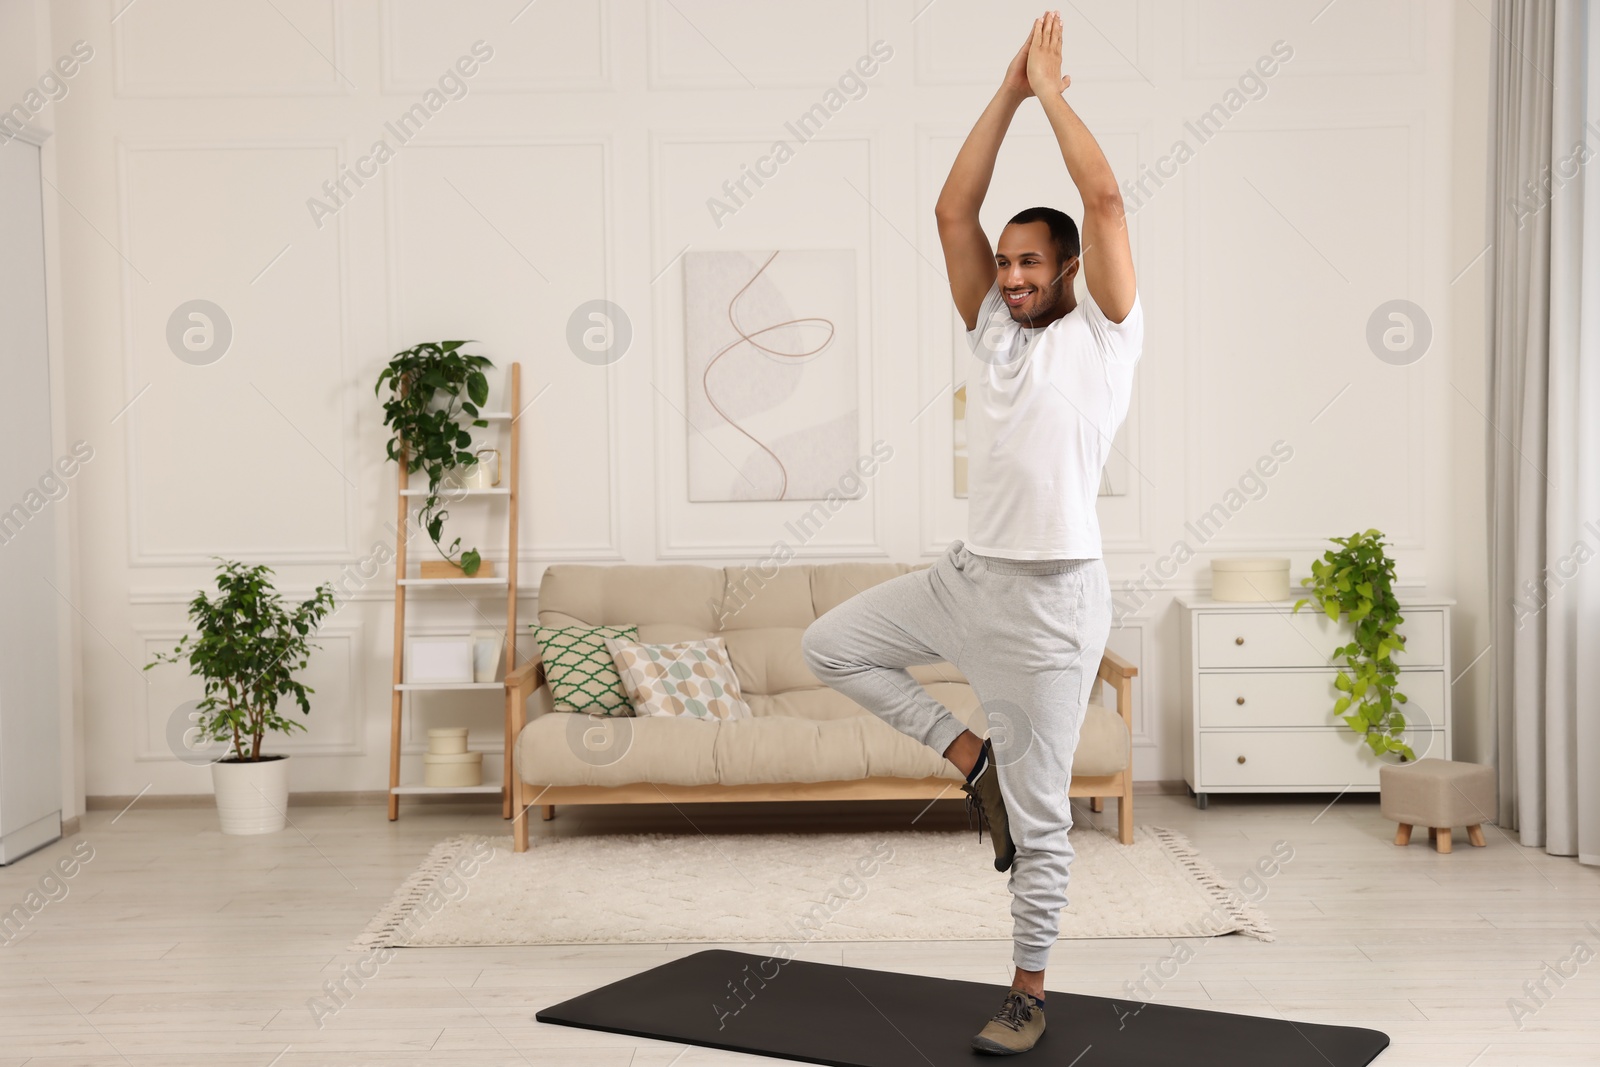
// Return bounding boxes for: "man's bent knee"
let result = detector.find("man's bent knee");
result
[801,619,836,677]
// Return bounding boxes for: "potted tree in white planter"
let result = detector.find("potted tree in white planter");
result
[145,558,337,834]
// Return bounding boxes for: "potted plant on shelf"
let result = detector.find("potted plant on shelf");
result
[375,340,496,578]
[1292,528,1417,762]
[145,558,337,834]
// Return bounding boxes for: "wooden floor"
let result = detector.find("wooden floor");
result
[0,791,1595,1065]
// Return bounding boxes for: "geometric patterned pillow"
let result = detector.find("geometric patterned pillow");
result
[603,635,752,721]
[531,624,640,716]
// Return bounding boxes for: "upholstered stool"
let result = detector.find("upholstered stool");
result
[1379,758,1496,854]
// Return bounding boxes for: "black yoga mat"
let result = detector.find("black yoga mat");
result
[536,948,1390,1065]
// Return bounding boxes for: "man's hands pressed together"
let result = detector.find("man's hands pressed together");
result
[1025,10,1070,99]
[1000,13,1069,102]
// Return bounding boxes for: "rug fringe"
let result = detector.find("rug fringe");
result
[350,834,476,951]
[1147,825,1276,942]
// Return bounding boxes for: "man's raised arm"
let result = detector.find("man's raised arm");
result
[934,27,1051,332]
[1027,11,1136,323]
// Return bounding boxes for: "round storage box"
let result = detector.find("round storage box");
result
[423,750,482,788]
[1210,557,1291,602]
[426,727,469,755]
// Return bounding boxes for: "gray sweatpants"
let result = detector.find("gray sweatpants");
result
[800,538,1113,972]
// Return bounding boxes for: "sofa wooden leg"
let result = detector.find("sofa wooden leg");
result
[541,804,555,821]
[1089,796,1103,813]
[503,703,514,820]
[1434,827,1452,854]
[1394,823,1412,846]
[1117,794,1133,845]
[1467,824,1486,847]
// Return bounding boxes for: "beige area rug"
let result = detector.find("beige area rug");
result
[353,825,1274,951]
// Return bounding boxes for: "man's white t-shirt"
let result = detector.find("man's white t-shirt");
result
[962,280,1143,561]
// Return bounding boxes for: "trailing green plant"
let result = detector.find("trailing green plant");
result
[1292,528,1415,761]
[145,558,337,762]
[375,341,494,576]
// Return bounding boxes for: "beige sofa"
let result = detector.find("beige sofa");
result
[505,558,1137,851]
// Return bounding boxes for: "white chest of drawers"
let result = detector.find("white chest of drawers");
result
[1176,593,1455,809]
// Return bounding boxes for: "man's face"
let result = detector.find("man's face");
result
[995,220,1078,323]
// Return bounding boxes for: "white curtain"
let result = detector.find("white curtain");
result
[1489,0,1600,866]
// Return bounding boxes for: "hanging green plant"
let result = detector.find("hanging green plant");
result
[375,341,494,577]
[1292,528,1416,761]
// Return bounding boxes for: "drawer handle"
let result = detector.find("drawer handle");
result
[1236,755,1247,764]
[1235,636,1245,645]
[1236,696,1245,705]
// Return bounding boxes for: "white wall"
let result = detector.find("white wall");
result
[37,0,1489,800]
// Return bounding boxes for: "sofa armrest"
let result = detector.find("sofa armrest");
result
[507,656,546,693]
[506,655,547,746]
[1095,647,1138,685]
[1094,648,1137,734]
[505,654,553,806]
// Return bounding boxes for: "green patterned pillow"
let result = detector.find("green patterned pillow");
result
[531,624,640,715]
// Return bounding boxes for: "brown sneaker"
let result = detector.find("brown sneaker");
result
[961,737,1016,872]
[972,988,1046,1055]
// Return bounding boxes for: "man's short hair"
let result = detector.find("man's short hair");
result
[1006,206,1081,271]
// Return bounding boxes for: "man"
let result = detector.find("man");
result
[801,10,1141,1055]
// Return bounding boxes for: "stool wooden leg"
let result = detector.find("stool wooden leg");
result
[1394,823,1412,846]
[541,805,555,821]
[1467,824,1486,847]
[1435,827,1452,854]
[1089,796,1103,813]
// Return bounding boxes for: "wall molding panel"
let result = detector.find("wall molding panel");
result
[116,138,360,568]
[112,0,351,98]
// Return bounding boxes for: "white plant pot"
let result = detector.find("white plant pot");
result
[210,756,290,835]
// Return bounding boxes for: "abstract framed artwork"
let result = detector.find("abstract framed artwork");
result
[683,249,859,503]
